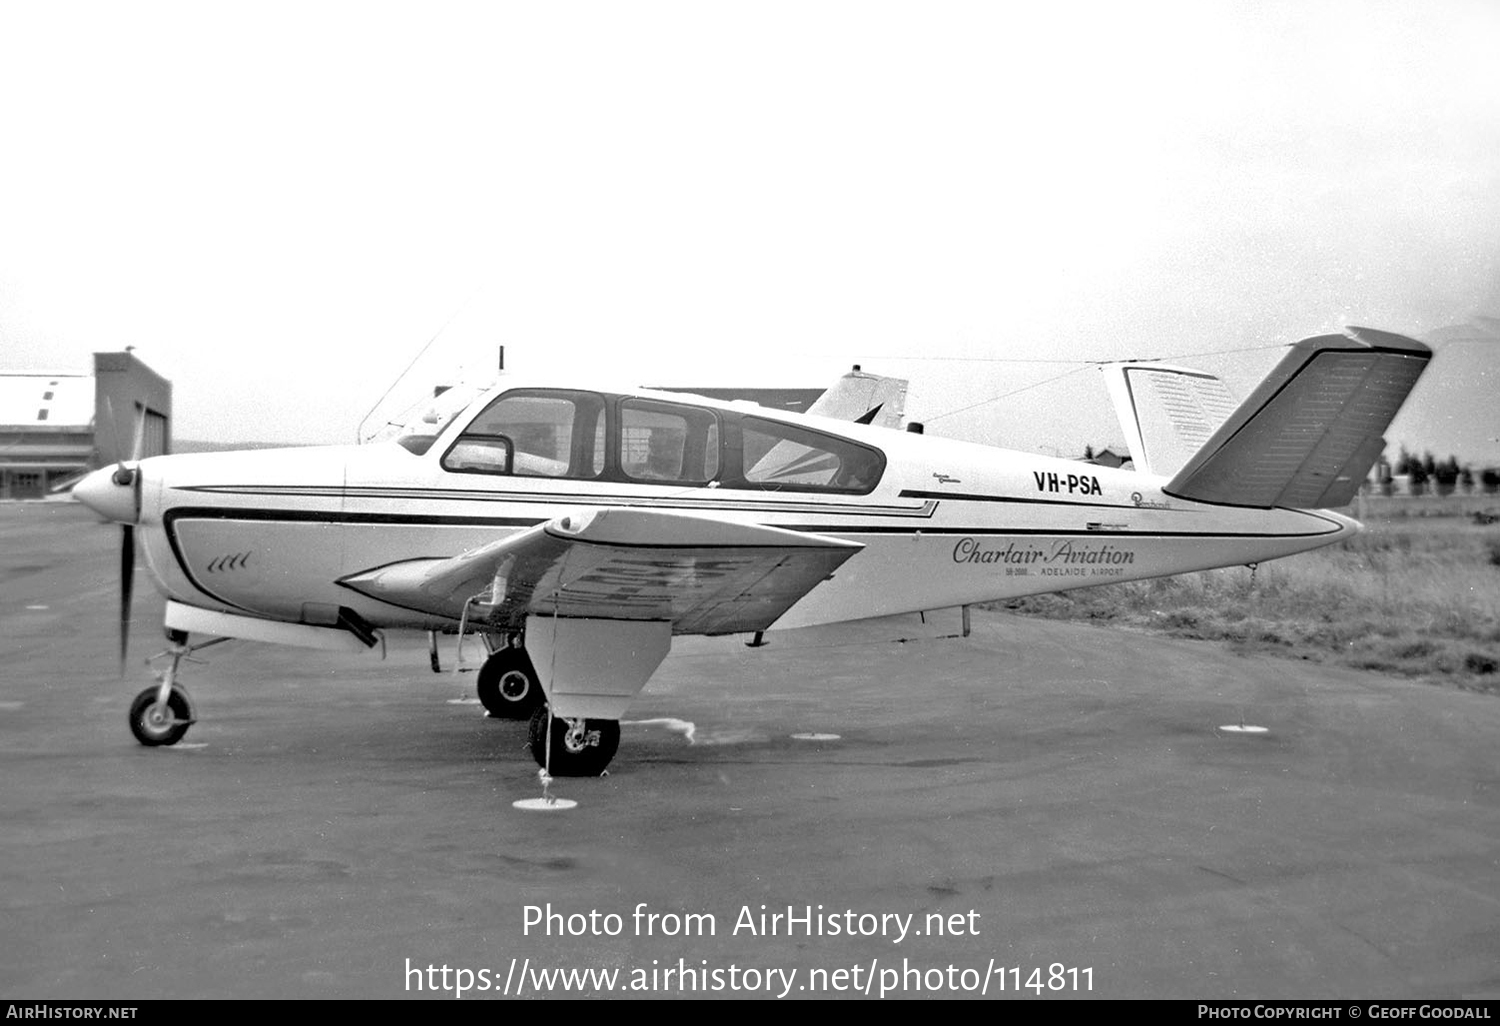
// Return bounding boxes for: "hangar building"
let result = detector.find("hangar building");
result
[0,351,172,500]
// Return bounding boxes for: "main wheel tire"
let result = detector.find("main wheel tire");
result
[527,705,620,776]
[128,685,194,746]
[477,647,543,719]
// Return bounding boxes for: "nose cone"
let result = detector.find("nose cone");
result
[75,465,140,523]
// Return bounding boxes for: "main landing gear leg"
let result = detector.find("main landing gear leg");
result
[128,629,228,747]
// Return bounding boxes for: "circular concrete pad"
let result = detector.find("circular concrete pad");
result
[512,797,578,811]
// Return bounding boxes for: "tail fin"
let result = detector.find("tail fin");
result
[1101,361,1240,477]
[1162,327,1431,509]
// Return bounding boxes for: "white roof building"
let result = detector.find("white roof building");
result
[0,354,171,500]
[0,373,96,427]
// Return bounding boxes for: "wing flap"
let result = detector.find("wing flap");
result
[339,507,862,635]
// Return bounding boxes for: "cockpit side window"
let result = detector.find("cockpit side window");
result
[619,399,721,484]
[733,416,884,494]
[442,390,605,479]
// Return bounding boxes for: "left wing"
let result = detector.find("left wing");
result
[338,507,863,636]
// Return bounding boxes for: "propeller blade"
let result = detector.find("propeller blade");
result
[101,395,138,486]
[102,395,123,463]
[130,404,147,462]
[120,525,135,674]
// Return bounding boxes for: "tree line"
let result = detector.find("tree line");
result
[1382,447,1500,495]
[1080,443,1499,495]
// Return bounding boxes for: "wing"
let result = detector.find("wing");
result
[338,507,862,636]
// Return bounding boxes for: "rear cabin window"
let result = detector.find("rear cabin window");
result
[620,399,720,484]
[443,390,606,478]
[738,416,884,493]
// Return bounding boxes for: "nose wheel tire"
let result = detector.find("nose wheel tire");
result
[477,648,543,719]
[527,706,620,776]
[128,685,195,746]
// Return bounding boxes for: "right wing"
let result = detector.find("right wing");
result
[338,507,863,636]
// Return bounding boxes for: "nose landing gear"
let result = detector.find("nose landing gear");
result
[127,630,229,747]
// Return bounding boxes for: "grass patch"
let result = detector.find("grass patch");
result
[992,504,1500,695]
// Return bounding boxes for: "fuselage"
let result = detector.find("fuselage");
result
[104,380,1358,635]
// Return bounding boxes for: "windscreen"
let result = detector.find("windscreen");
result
[393,384,489,454]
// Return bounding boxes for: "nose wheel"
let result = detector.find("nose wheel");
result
[128,684,195,746]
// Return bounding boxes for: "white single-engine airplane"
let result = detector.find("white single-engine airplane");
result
[74,327,1430,777]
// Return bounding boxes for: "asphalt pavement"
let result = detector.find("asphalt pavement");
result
[2,502,1496,999]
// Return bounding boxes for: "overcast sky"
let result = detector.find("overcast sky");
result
[2,1,1497,461]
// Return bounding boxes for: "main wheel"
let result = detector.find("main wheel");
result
[527,706,620,776]
[477,647,543,719]
[128,685,194,746]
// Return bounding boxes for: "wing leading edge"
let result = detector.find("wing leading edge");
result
[338,507,863,636]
